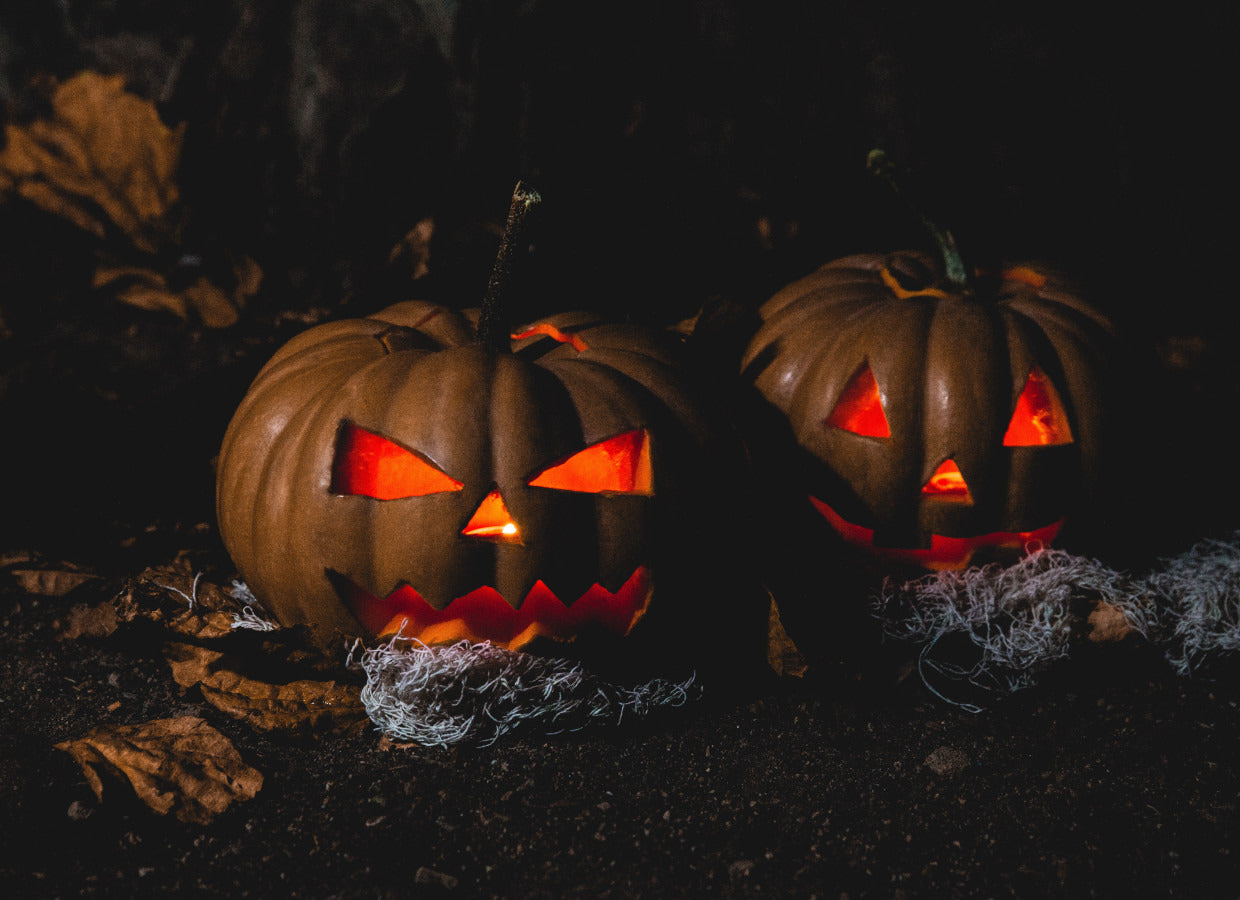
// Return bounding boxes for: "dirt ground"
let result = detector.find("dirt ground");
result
[3,3,1240,896]
[4,540,1240,898]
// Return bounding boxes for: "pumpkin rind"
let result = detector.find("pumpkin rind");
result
[741,251,1114,569]
[217,301,743,652]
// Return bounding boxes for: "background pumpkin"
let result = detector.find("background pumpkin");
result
[216,297,760,671]
[741,249,1116,572]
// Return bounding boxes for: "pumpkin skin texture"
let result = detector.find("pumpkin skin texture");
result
[217,301,753,664]
[741,251,1115,571]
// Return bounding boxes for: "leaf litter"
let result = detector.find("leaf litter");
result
[0,71,261,327]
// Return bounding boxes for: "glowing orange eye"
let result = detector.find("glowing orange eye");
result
[331,422,463,500]
[826,362,891,438]
[528,429,653,495]
[1003,365,1074,447]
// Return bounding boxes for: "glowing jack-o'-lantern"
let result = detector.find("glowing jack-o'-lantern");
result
[216,300,749,653]
[741,251,1114,571]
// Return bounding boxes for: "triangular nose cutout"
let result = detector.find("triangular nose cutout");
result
[462,489,522,543]
[921,458,973,504]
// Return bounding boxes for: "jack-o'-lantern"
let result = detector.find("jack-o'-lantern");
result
[217,188,757,664]
[741,249,1115,572]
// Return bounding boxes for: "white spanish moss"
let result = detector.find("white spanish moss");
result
[348,637,700,748]
[873,535,1240,707]
[1142,534,1240,676]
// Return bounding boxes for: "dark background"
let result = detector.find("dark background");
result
[2,1,1238,558]
[3,0,1237,563]
[2,3,1240,897]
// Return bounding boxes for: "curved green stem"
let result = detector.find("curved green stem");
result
[477,182,542,353]
[867,150,969,290]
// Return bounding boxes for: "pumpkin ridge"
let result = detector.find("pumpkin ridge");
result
[239,368,363,624]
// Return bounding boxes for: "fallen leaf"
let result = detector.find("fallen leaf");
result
[55,717,263,824]
[0,71,184,254]
[163,642,365,735]
[120,568,246,639]
[164,642,225,690]
[766,594,808,678]
[93,255,262,328]
[58,600,121,639]
[10,568,99,597]
[198,671,366,735]
[388,217,434,280]
[1086,600,1136,644]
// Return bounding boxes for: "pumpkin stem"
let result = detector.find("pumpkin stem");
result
[866,149,969,291]
[478,182,542,353]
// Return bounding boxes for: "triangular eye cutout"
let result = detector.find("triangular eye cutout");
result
[826,362,891,438]
[1003,365,1074,446]
[462,489,521,542]
[921,458,973,504]
[528,429,653,495]
[331,422,463,500]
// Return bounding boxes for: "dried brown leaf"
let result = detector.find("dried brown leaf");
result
[199,671,365,735]
[167,608,237,640]
[58,600,121,639]
[113,568,245,638]
[10,568,99,596]
[180,277,242,328]
[164,642,225,689]
[388,217,435,280]
[0,72,184,254]
[55,716,263,824]
[766,594,808,678]
[163,643,364,735]
[93,256,262,328]
[1086,600,1136,644]
[93,265,187,318]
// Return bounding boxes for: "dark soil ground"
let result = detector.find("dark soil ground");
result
[4,3,1240,897]
[4,532,1240,899]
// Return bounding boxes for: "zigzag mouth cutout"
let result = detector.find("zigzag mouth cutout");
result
[809,495,1063,571]
[331,566,653,650]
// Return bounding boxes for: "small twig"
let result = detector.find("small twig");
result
[477,182,542,353]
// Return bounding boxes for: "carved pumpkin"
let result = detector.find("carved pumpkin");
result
[216,300,750,655]
[741,250,1115,571]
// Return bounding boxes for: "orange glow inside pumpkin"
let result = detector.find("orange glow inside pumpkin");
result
[921,458,973,503]
[461,489,520,542]
[1003,365,1074,447]
[809,495,1063,571]
[999,266,1048,289]
[826,362,891,438]
[510,323,591,352]
[332,422,463,500]
[339,565,653,649]
[528,429,653,495]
